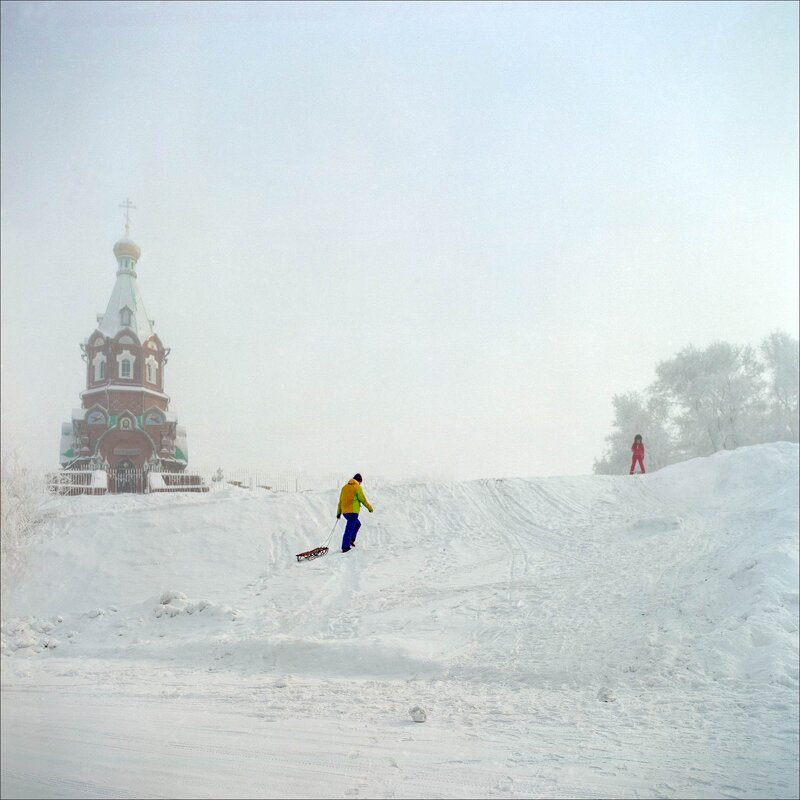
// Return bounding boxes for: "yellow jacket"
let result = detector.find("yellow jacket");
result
[337,479,373,516]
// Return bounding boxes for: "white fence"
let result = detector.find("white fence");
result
[202,468,347,493]
[45,467,348,496]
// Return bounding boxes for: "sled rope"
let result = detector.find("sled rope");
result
[295,518,338,562]
[320,518,338,548]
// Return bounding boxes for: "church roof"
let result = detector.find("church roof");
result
[96,237,156,341]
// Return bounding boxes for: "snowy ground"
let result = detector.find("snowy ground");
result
[1,443,798,799]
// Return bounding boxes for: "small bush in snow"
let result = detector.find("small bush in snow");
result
[154,593,235,620]
[409,705,427,722]
[160,590,188,605]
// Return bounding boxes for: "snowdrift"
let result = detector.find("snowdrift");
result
[3,443,797,689]
[2,442,798,799]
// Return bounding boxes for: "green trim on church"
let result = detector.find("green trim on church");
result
[106,415,145,427]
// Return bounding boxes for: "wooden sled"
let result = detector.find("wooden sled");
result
[295,546,329,562]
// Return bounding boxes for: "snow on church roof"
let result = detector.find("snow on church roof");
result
[96,237,155,341]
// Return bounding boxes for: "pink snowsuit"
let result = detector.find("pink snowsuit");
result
[630,441,645,474]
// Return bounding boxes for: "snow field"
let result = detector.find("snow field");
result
[1,442,798,798]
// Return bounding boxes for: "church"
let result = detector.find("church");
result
[57,203,191,492]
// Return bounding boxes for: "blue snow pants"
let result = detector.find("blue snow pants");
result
[341,513,361,551]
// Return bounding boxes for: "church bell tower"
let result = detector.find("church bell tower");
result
[58,202,189,487]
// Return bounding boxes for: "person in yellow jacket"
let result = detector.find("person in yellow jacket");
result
[336,473,373,552]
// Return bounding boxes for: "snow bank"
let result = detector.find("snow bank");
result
[2,444,797,690]
[1,443,797,798]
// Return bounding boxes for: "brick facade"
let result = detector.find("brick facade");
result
[59,228,188,478]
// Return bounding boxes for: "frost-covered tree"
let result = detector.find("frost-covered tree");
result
[594,333,799,474]
[760,331,799,443]
[1,451,44,560]
[593,391,677,474]
[652,342,765,455]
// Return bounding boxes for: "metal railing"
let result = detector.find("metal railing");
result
[44,467,347,496]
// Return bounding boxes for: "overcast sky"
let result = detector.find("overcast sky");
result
[1,0,798,480]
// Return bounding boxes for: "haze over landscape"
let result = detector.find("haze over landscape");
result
[1,0,798,479]
[1,5,798,798]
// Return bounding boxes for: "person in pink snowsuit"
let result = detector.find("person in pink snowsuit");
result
[630,434,645,474]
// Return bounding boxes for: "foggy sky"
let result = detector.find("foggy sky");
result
[2,0,798,480]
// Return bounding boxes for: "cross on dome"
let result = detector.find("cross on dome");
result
[114,198,141,264]
[119,198,136,237]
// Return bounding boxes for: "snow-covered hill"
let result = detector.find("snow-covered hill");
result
[2,443,798,799]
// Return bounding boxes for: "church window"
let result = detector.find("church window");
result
[145,355,158,384]
[145,411,164,425]
[88,410,106,425]
[120,307,132,327]
[116,349,135,379]
[92,352,106,381]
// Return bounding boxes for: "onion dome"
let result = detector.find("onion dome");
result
[113,237,141,262]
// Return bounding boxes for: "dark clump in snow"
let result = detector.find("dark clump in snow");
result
[597,687,617,703]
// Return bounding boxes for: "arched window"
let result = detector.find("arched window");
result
[93,352,107,381]
[145,355,158,384]
[120,307,132,327]
[116,349,136,380]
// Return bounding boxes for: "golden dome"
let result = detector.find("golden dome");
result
[113,237,141,262]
